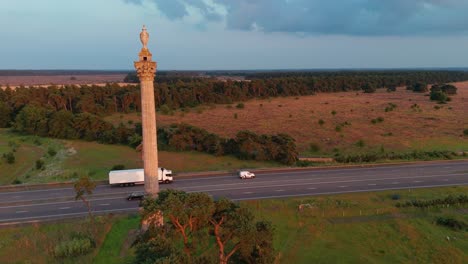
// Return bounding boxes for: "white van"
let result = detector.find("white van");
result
[238,170,255,179]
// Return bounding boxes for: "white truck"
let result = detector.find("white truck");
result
[109,168,173,186]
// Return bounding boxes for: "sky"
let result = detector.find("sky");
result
[1,0,467,70]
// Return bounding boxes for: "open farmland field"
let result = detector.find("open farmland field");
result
[148,81,468,156]
[0,73,127,87]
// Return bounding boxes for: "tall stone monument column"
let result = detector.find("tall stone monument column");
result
[134,25,159,197]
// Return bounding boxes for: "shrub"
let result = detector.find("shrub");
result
[48,147,57,157]
[355,140,365,148]
[371,117,384,124]
[430,90,448,103]
[236,103,245,109]
[296,160,315,167]
[331,110,337,116]
[12,179,22,184]
[391,194,401,200]
[436,217,467,231]
[111,164,125,170]
[335,125,342,132]
[464,129,468,136]
[2,152,15,164]
[234,113,238,119]
[309,143,320,153]
[318,119,325,126]
[36,159,44,170]
[54,238,94,258]
[159,104,172,115]
[386,86,397,92]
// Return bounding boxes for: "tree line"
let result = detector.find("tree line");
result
[1,71,467,125]
[158,124,298,165]
[6,105,298,164]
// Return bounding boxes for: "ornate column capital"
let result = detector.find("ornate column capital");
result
[134,61,157,81]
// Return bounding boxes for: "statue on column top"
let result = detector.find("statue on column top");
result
[140,25,149,50]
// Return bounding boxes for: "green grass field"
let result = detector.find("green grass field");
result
[0,129,280,185]
[0,186,466,263]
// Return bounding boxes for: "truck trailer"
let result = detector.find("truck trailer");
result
[109,168,173,186]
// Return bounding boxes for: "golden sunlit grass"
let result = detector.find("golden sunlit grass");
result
[134,81,467,155]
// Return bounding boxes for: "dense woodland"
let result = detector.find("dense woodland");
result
[1,70,467,164]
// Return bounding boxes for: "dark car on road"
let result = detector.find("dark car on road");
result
[127,191,146,201]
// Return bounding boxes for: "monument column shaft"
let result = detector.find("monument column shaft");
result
[134,26,158,197]
[140,79,159,196]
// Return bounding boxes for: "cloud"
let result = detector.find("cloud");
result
[125,0,468,36]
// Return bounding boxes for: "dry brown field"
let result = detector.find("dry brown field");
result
[156,82,468,155]
[0,74,126,87]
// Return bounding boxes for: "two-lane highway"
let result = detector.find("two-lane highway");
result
[0,160,467,225]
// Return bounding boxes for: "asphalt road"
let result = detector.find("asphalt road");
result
[0,160,467,225]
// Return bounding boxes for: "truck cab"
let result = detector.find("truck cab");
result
[159,168,173,184]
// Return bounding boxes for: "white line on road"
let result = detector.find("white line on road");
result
[99,203,110,206]
[243,192,253,194]
[368,184,377,186]
[0,196,127,209]
[232,182,468,201]
[413,181,423,183]
[59,207,70,210]
[307,187,317,190]
[339,186,348,188]
[182,173,467,192]
[1,207,137,223]
[275,189,285,192]
[15,210,28,213]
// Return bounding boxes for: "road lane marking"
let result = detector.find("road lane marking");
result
[231,182,468,201]
[181,173,467,192]
[0,196,130,209]
[413,181,423,183]
[99,203,110,206]
[0,207,137,223]
[339,186,348,188]
[275,189,285,192]
[59,207,70,210]
[368,184,377,186]
[307,187,317,190]
[15,210,28,213]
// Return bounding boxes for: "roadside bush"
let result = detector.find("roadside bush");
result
[395,194,468,208]
[318,119,325,126]
[331,110,337,116]
[236,103,245,109]
[296,160,315,167]
[391,194,401,200]
[54,237,94,258]
[111,164,125,170]
[436,217,467,231]
[463,129,468,136]
[12,179,22,184]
